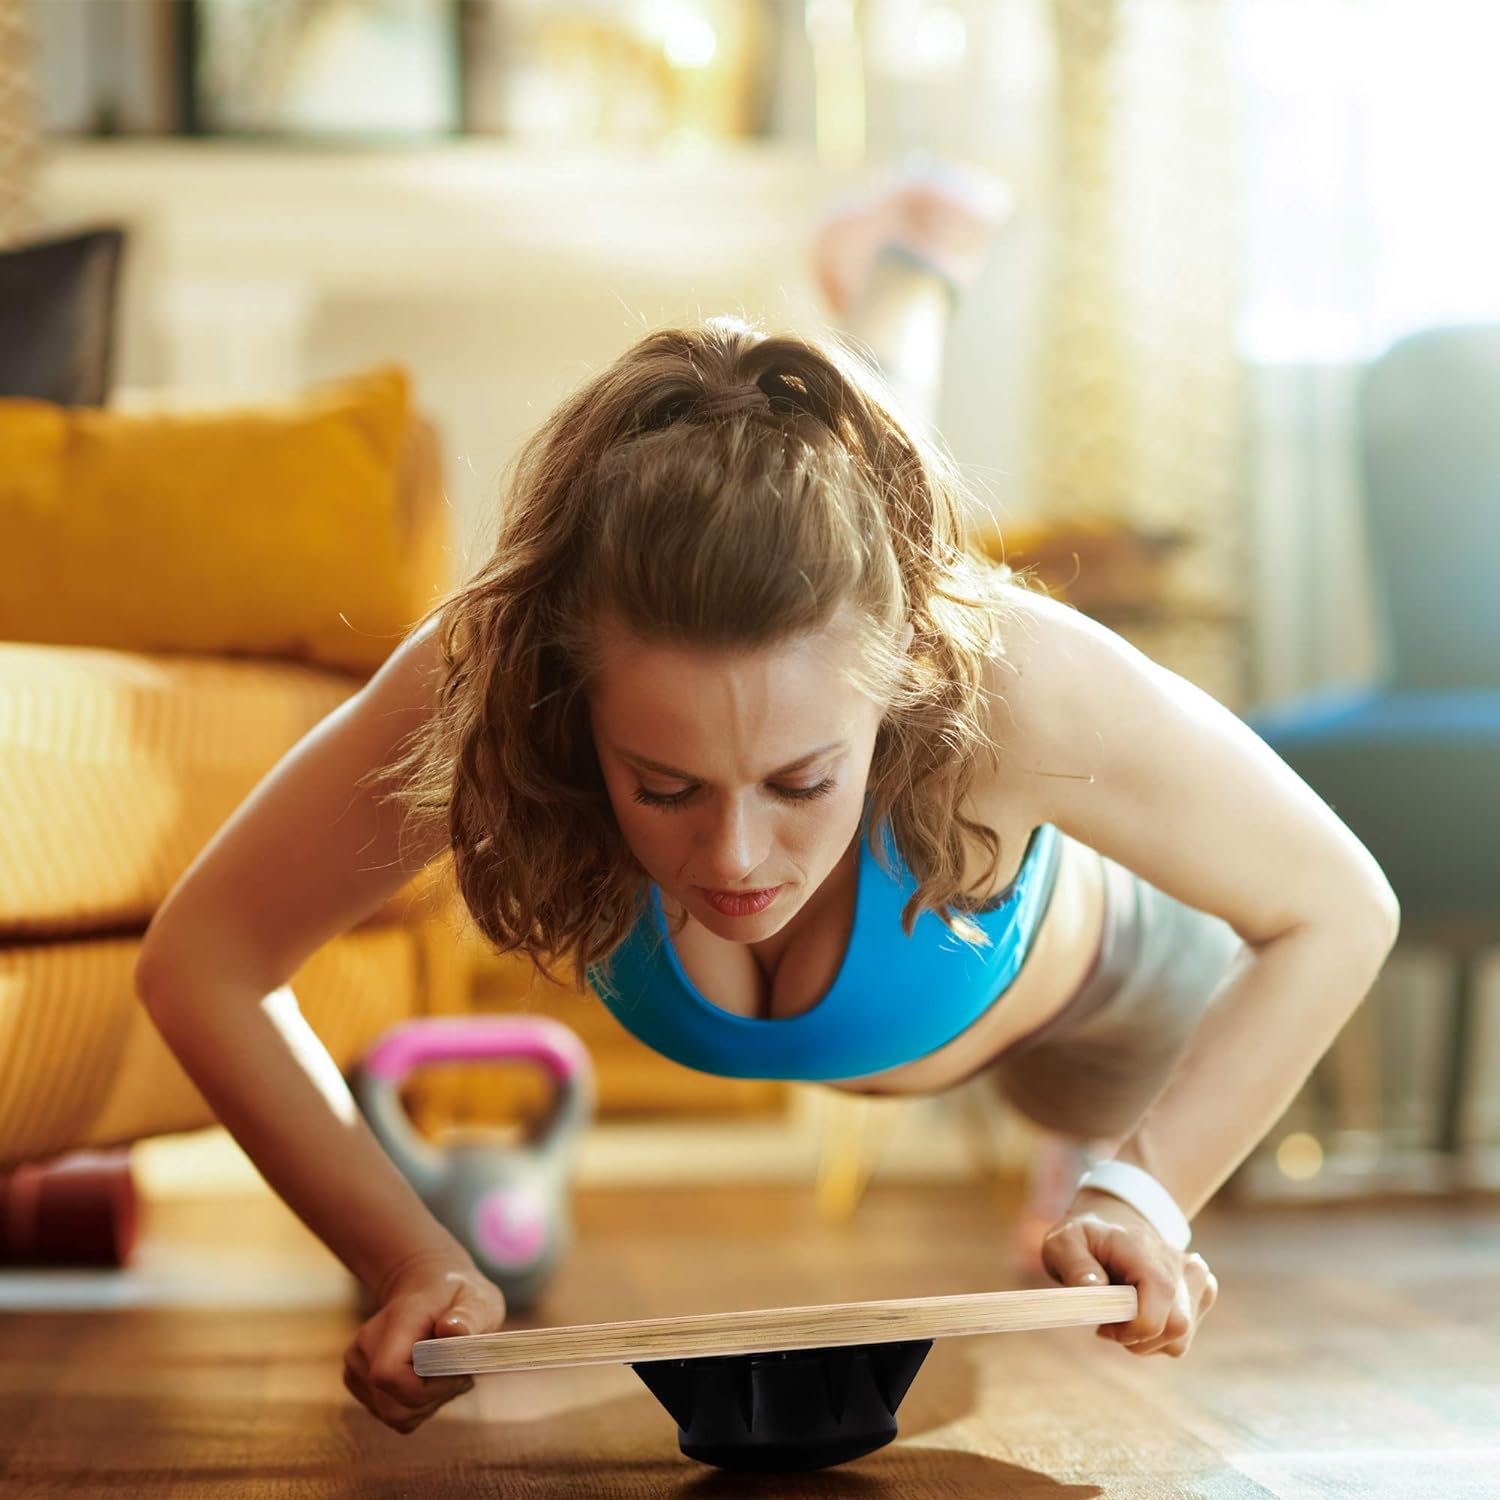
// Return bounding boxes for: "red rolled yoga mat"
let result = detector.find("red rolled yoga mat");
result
[0,1147,139,1267]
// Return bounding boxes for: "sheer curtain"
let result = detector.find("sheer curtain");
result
[1234,0,1500,705]
[1234,0,1500,1173]
[935,0,1500,710]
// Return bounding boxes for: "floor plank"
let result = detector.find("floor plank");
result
[0,1182,1496,1496]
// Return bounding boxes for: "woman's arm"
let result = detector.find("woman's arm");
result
[1095,921,1394,1219]
[991,589,1400,1215]
[134,619,477,1297]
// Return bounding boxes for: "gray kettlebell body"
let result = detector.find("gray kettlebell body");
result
[354,1015,595,1311]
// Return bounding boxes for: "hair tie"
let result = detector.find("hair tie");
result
[699,382,771,418]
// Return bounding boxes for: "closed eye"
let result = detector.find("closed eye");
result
[631,777,837,811]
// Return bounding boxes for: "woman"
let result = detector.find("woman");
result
[135,166,1400,1435]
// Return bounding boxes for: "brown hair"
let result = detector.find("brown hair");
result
[370,314,1040,997]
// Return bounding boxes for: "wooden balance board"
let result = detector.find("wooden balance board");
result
[414,1285,1137,1473]
[413,1284,1137,1377]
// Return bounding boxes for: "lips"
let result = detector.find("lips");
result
[700,886,781,916]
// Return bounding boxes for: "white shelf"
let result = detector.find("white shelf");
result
[34,139,856,555]
[37,138,848,291]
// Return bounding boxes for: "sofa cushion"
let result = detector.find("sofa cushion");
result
[0,365,436,676]
[0,642,371,936]
[0,227,126,406]
[0,925,421,1168]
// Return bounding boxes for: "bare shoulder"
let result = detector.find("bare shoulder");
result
[978,579,1400,942]
[976,581,1116,818]
[363,612,446,725]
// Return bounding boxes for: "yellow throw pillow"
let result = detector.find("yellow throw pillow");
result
[0,366,435,675]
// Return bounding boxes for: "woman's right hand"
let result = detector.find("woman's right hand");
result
[343,1252,508,1433]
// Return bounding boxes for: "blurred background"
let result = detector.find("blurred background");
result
[2,0,1497,1279]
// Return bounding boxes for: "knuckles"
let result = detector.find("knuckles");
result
[371,1368,411,1399]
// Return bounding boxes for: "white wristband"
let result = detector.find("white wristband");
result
[1075,1160,1192,1252]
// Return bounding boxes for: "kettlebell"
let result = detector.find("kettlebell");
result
[354,1015,595,1312]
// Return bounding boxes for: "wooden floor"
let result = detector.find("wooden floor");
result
[0,1179,1497,1497]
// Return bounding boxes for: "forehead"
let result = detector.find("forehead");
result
[586,617,869,736]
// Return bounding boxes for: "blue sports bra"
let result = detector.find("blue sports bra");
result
[587,793,1063,1082]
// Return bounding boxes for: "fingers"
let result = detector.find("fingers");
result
[1039,1220,1110,1289]
[346,1350,473,1432]
[1113,1245,1178,1345]
[1109,1274,1194,1356]
[1100,1250,1218,1358]
[344,1300,476,1433]
[1042,1203,1220,1361]
[339,1264,508,1434]
[373,1297,475,1409]
[343,1360,447,1434]
[432,1282,501,1339]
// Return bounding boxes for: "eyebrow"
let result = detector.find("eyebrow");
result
[614,740,848,782]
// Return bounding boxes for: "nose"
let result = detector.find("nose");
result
[695,797,773,888]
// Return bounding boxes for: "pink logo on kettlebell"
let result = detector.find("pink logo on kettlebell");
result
[474,1188,548,1268]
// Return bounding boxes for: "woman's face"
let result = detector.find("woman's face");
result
[586,612,909,937]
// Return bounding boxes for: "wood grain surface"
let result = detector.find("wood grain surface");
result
[413,1284,1138,1375]
[2,1181,1497,1496]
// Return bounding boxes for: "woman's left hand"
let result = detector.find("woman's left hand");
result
[1039,1188,1218,1358]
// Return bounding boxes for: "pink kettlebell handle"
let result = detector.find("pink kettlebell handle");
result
[362,1016,592,1087]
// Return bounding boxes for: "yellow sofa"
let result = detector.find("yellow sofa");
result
[0,365,789,1192]
[0,367,458,1171]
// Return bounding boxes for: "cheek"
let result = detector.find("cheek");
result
[615,800,664,851]
[605,784,684,868]
[604,783,654,845]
